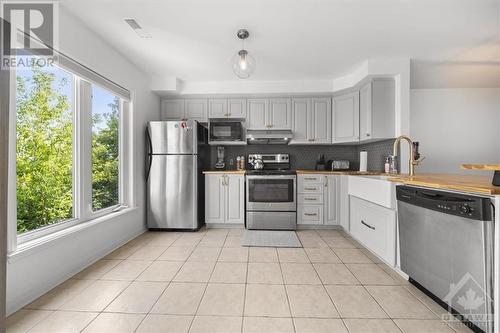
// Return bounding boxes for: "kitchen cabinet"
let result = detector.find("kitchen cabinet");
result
[291,98,331,144]
[268,98,292,129]
[208,99,228,118]
[205,174,244,224]
[349,196,396,266]
[311,98,332,143]
[248,98,292,130]
[161,99,185,120]
[208,98,246,119]
[227,99,247,118]
[324,175,338,225]
[291,98,310,143]
[359,79,395,141]
[297,174,339,226]
[332,91,359,143]
[247,99,268,129]
[185,99,207,122]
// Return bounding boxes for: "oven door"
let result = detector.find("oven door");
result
[246,175,296,211]
[209,122,243,142]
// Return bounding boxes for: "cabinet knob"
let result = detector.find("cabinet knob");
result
[366,133,370,137]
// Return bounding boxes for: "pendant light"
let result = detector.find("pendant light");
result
[232,29,256,79]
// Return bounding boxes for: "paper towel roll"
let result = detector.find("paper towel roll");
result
[359,151,367,172]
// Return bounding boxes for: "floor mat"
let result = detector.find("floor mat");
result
[242,230,302,248]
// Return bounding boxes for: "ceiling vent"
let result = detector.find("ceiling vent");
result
[124,18,151,38]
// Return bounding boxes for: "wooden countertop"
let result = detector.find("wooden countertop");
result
[203,170,246,174]
[461,164,500,171]
[387,173,500,195]
[296,170,385,176]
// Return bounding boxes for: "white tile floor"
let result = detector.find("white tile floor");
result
[6,228,474,333]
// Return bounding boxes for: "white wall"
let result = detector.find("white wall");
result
[410,88,500,174]
[6,7,160,314]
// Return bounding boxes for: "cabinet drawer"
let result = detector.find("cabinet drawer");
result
[298,183,324,194]
[298,205,323,225]
[298,193,323,205]
[349,196,396,265]
[299,174,323,184]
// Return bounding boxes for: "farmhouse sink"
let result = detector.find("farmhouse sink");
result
[348,175,396,209]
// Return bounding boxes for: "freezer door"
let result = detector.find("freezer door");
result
[147,154,198,229]
[148,121,197,154]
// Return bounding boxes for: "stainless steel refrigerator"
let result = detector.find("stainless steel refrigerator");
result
[146,121,208,230]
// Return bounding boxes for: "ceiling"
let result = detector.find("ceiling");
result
[61,0,499,87]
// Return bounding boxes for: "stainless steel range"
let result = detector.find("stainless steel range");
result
[246,154,297,230]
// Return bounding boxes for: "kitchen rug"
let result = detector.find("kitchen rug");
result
[242,230,302,248]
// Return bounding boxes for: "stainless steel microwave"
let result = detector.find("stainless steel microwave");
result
[209,121,244,143]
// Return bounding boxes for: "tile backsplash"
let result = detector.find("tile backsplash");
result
[209,139,396,172]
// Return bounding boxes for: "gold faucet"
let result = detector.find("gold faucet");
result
[392,135,424,176]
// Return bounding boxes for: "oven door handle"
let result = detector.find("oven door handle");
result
[245,175,297,180]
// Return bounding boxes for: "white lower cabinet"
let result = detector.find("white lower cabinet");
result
[297,174,339,226]
[205,174,244,224]
[349,196,396,266]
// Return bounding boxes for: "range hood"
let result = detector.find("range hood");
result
[246,129,293,145]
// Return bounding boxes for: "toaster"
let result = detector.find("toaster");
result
[327,160,350,170]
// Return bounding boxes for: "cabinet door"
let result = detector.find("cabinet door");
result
[291,98,311,144]
[227,99,247,118]
[269,98,292,129]
[324,176,339,225]
[185,99,207,122]
[205,175,225,224]
[225,175,245,224]
[247,99,268,129]
[332,91,359,143]
[161,99,185,120]
[311,98,332,143]
[208,99,228,118]
[359,82,372,141]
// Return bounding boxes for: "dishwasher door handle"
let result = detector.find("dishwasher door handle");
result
[361,220,375,230]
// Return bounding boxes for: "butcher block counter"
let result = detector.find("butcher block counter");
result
[296,170,384,176]
[387,173,500,196]
[203,170,246,174]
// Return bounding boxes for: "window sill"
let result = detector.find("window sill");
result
[8,207,138,263]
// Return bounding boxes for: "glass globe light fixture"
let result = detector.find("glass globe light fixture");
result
[232,29,256,79]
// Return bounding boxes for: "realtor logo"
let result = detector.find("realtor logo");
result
[1,0,58,69]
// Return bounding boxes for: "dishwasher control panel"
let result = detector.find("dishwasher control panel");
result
[397,186,492,221]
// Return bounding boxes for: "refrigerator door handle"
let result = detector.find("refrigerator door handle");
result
[146,128,153,180]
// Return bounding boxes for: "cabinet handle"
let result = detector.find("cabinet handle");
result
[304,213,318,217]
[366,133,370,137]
[224,113,229,117]
[304,187,317,190]
[304,198,317,201]
[228,113,232,117]
[304,177,317,180]
[361,220,375,230]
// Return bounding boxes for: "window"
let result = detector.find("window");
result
[11,58,131,244]
[91,85,120,211]
[15,66,75,234]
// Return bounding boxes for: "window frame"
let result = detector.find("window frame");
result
[9,57,132,249]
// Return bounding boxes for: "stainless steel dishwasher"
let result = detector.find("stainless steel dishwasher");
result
[397,185,494,333]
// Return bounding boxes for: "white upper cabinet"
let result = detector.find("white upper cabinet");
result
[291,97,331,144]
[227,99,247,118]
[268,98,292,130]
[311,98,332,143]
[359,79,395,141]
[185,99,207,122]
[208,99,228,118]
[291,98,311,144]
[161,99,185,120]
[332,91,360,143]
[247,99,268,129]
